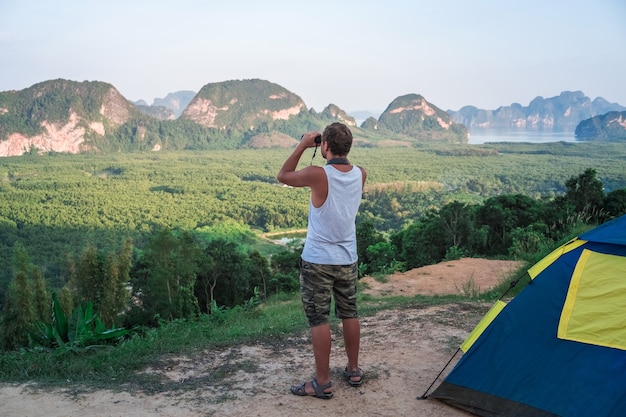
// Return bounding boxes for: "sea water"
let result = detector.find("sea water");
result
[467,129,582,145]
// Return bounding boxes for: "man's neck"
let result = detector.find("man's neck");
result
[327,157,350,165]
[326,153,350,165]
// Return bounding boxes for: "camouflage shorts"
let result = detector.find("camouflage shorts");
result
[299,259,359,327]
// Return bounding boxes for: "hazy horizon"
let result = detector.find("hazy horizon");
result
[1,1,624,114]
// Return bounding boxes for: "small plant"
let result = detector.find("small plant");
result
[30,293,128,353]
[371,272,389,283]
[208,299,228,324]
[456,275,481,299]
[374,259,406,280]
[444,246,464,261]
[243,287,261,310]
[358,262,368,278]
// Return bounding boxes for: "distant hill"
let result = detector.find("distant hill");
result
[349,110,381,125]
[0,79,146,156]
[448,91,626,130]
[575,111,626,141]
[180,79,306,130]
[152,91,196,118]
[0,79,373,156]
[5,78,622,156]
[319,104,357,127]
[134,104,176,120]
[134,91,195,120]
[376,94,469,143]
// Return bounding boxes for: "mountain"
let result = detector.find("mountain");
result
[152,91,196,118]
[0,79,357,156]
[575,111,626,141]
[375,94,469,143]
[180,79,306,130]
[448,91,626,130]
[134,91,195,120]
[134,104,176,120]
[8,78,622,157]
[319,104,357,127]
[0,79,145,156]
[349,110,381,125]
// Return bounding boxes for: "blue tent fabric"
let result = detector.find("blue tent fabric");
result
[579,214,626,246]
[431,215,626,417]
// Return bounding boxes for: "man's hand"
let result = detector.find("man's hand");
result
[299,131,321,149]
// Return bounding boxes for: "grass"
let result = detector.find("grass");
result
[0,295,304,386]
[0,290,484,389]
[0,251,546,391]
[456,274,481,298]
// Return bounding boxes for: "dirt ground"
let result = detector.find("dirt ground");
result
[0,258,523,417]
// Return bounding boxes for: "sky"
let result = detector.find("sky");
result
[1,0,625,114]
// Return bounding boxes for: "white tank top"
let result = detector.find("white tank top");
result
[301,164,363,265]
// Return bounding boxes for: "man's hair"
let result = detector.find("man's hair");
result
[322,122,353,156]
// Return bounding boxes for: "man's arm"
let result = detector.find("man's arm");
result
[359,166,367,188]
[277,132,328,207]
[277,132,321,188]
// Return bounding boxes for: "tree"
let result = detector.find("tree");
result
[1,271,35,350]
[474,194,543,256]
[71,244,102,306]
[564,168,605,219]
[395,213,447,269]
[195,251,216,314]
[365,241,397,273]
[67,240,133,327]
[99,248,132,328]
[248,250,271,299]
[31,266,50,324]
[268,248,301,294]
[508,223,552,260]
[356,220,384,275]
[603,189,626,219]
[141,229,180,321]
[438,201,476,251]
[0,247,52,350]
[199,238,251,311]
[131,229,201,324]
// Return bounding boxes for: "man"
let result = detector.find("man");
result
[277,122,366,399]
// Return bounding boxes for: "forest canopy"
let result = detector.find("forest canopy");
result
[1,142,626,351]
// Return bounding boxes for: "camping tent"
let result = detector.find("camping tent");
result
[431,214,626,417]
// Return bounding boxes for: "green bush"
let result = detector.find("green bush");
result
[31,293,128,353]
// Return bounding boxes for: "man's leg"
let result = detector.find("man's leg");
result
[297,260,333,395]
[333,263,361,381]
[311,323,332,386]
[295,323,332,395]
[342,317,360,373]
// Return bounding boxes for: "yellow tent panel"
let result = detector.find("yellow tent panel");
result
[558,249,626,350]
[460,300,507,353]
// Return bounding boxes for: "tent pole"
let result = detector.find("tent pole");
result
[496,272,529,301]
[417,347,461,399]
